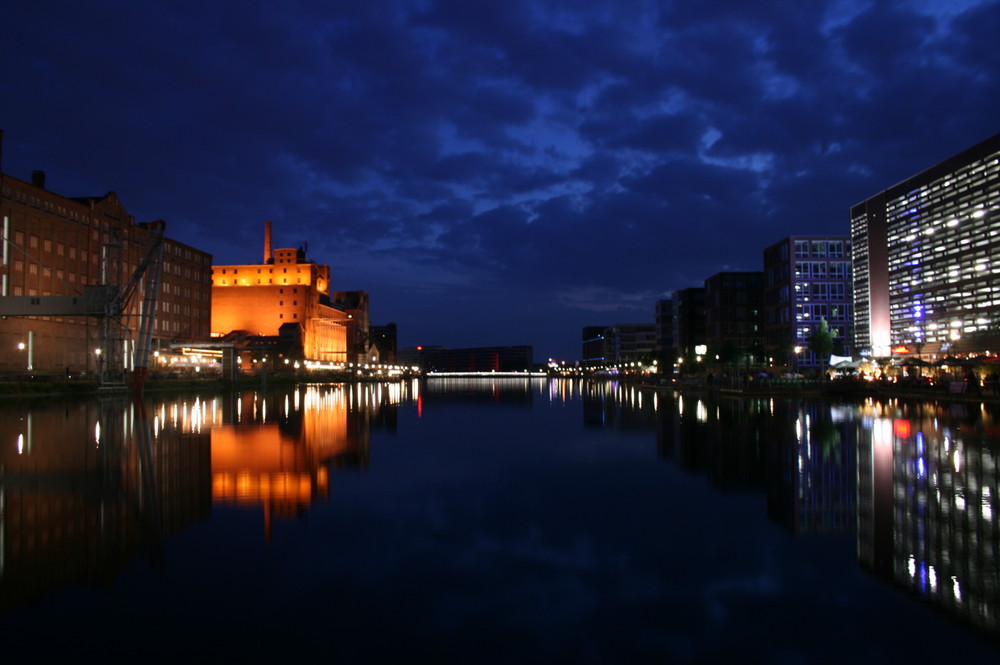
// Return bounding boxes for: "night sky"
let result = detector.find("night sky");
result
[3,1,998,361]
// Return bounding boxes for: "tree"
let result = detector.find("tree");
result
[809,318,835,367]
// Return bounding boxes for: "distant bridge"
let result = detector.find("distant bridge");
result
[423,371,548,379]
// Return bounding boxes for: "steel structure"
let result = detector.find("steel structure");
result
[0,222,165,391]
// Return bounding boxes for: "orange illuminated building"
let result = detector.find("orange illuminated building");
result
[211,221,352,361]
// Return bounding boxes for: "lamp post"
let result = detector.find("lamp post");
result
[17,331,34,371]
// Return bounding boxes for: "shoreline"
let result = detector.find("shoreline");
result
[2,373,999,406]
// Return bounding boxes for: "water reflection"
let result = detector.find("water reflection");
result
[582,385,1000,640]
[2,380,999,650]
[0,383,403,611]
[855,399,1000,635]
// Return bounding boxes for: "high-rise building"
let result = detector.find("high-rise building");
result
[0,141,211,375]
[763,236,853,369]
[851,133,1000,357]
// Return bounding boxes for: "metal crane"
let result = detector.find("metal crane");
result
[0,221,165,392]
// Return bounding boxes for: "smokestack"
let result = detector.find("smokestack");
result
[31,170,46,189]
[264,220,272,263]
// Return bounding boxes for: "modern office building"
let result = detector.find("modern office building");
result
[0,144,212,375]
[851,133,1000,358]
[604,323,656,364]
[704,271,765,365]
[654,299,675,364]
[672,287,707,360]
[763,236,853,369]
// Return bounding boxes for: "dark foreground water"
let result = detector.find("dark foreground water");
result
[1,378,999,663]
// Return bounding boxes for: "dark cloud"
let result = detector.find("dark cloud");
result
[2,0,998,359]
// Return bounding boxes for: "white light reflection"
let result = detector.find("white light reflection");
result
[16,433,24,455]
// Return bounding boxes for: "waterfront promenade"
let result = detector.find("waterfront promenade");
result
[648,373,1000,406]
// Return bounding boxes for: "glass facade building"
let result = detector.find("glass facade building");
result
[852,133,1000,357]
[764,236,853,369]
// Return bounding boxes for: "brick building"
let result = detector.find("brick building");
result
[0,146,211,375]
[210,222,362,363]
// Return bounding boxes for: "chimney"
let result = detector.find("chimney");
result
[31,170,46,189]
[264,219,272,263]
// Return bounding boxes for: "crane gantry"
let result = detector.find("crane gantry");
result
[0,221,165,392]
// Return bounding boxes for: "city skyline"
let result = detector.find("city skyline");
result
[3,1,998,360]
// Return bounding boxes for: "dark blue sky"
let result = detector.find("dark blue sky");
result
[3,0,998,361]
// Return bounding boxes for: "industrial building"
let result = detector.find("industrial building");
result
[211,222,377,365]
[0,141,211,377]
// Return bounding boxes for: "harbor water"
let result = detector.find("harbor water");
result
[1,378,999,663]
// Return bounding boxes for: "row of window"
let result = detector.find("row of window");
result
[218,267,313,275]
[795,303,851,321]
[794,240,848,259]
[794,262,851,279]
[215,278,307,286]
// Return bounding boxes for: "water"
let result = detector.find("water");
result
[1,378,999,663]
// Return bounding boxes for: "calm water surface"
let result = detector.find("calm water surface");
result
[1,378,999,663]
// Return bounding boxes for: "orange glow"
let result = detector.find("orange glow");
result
[893,420,911,439]
[892,346,909,354]
[211,251,346,359]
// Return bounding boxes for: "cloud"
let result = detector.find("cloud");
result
[2,0,998,359]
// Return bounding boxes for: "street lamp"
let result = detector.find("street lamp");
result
[17,332,34,371]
